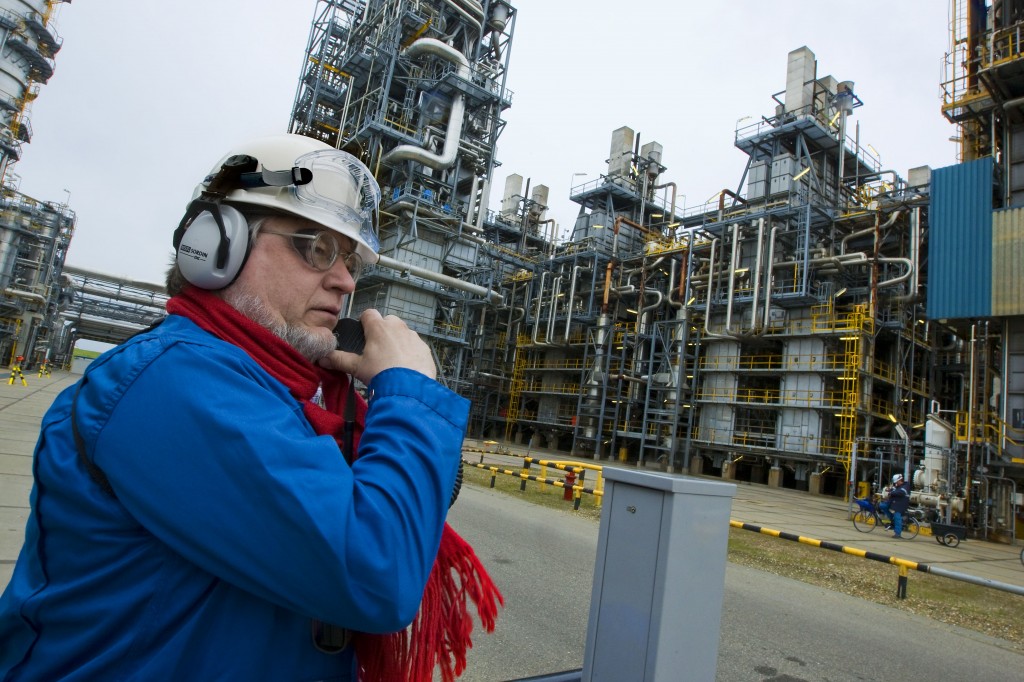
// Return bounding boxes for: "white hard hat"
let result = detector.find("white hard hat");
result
[892,473,903,484]
[190,134,381,264]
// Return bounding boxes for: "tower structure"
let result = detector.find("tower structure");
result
[0,0,67,179]
[0,0,74,367]
[682,47,930,496]
[289,0,515,401]
[490,48,936,508]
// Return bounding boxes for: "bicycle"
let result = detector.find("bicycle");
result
[851,497,919,539]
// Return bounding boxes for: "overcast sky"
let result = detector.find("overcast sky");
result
[13,0,956,286]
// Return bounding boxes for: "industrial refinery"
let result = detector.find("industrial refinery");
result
[1,0,1022,545]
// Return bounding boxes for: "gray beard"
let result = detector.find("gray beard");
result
[222,290,337,363]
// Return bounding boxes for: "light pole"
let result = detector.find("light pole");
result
[569,171,587,196]
[895,422,910,481]
[888,413,911,481]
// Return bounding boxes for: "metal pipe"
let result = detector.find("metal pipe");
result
[837,106,847,205]
[376,254,502,304]
[762,225,779,331]
[769,252,867,269]
[502,281,519,326]
[910,207,920,299]
[893,208,921,302]
[76,284,167,309]
[386,198,483,233]
[546,275,562,343]
[613,283,663,315]
[716,188,747,224]
[2,288,46,304]
[448,0,484,26]
[467,174,480,225]
[800,203,812,297]
[877,257,914,288]
[601,261,615,315]
[667,252,682,309]
[640,290,664,312]
[653,181,677,226]
[337,71,355,149]
[724,224,740,335]
[380,38,469,170]
[564,264,591,342]
[965,323,976,510]
[703,238,733,340]
[63,266,165,294]
[612,215,659,259]
[840,209,901,255]
[681,229,694,309]
[537,218,557,255]
[532,271,548,345]
[63,313,150,333]
[749,218,765,334]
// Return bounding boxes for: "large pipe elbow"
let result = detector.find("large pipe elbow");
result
[381,39,470,170]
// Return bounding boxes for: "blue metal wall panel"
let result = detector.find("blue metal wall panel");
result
[927,158,993,319]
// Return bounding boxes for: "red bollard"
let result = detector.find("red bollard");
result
[563,470,576,501]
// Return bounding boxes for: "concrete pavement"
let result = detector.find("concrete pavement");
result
[0,369,78,588]
[2,371,1022,594]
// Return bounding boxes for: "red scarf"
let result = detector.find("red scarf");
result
[166,287,502,682]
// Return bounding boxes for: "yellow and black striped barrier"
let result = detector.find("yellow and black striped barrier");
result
[462,459,603,510]
[463,446,516,461]
[521,457,604,491]
[520,458,589,499]
[729,520,1024,599]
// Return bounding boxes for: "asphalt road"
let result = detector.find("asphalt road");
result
[448,485,1024,682]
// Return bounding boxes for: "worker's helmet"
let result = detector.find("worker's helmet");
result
[892,473,903,484]
[173,134,380,289]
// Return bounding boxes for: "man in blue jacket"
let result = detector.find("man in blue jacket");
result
[0,134,490,680]
[887,473,913,538]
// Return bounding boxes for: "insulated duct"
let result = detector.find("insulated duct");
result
[380,38,469,170]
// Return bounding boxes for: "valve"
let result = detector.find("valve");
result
[563,470,577,501]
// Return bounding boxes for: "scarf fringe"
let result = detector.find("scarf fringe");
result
[356,524,504,682]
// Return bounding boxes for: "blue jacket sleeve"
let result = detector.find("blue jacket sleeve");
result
[80,334,468,633]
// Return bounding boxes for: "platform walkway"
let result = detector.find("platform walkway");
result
[2,371,1022,592]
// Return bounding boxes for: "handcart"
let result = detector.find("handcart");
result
[930,521,967,548]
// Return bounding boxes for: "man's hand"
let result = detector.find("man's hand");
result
[319,309,436,383]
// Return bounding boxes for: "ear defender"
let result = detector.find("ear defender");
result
[175,204,251,290]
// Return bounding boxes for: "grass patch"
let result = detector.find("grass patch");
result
[727,528,1024,648]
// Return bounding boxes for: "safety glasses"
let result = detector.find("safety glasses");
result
[261,227,364,279]
[291,149,381,254]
